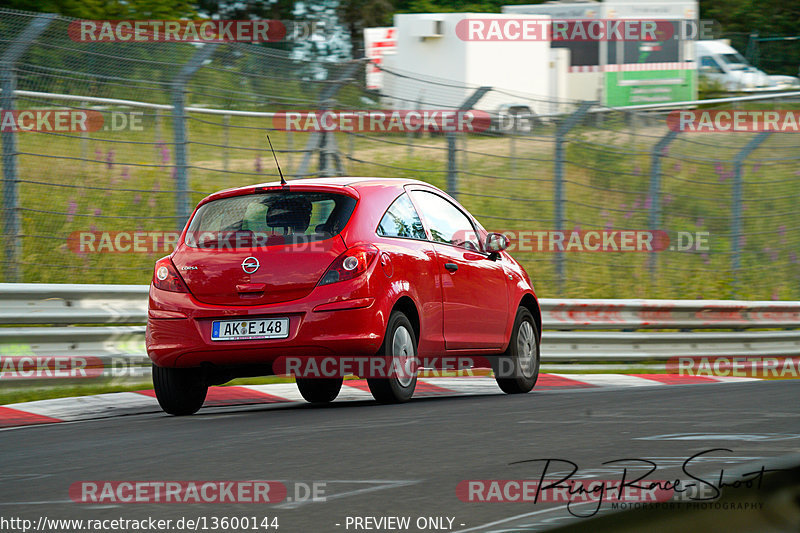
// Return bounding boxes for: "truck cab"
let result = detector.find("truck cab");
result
[696,40,800,92]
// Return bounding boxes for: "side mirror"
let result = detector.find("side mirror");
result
[485,232,510,253]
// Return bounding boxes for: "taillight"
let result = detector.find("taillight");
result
[318,244,378,286]
[152,256,189,293]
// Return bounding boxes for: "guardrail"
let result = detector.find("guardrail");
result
[541,299,800,330]
[0,283,148,325]
[1,284,799,384]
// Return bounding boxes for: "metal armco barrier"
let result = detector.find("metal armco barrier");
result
[541,299,800,330]
[0,283,148,324]
[1,284,799,382]
[0,284,149,385]
[542,331,800,360]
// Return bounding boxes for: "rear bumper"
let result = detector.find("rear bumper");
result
[146,280,386,369]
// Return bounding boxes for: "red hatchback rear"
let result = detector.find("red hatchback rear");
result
[146,178,541,415]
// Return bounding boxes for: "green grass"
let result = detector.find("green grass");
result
[2,101,799,299]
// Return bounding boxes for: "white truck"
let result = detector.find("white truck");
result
[696,40,800,92]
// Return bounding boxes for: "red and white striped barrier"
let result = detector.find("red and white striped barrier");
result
[0,374,758,430]
[568,63,694,73]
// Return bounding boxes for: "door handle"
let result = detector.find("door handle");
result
[444,263,459,273]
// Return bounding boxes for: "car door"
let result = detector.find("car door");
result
[375,192,445,356]
[700,55,727,87]
[409,189,508,350]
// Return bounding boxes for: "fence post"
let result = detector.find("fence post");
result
[510,134,516,178]
[647,129,680,276]
[297,60,364,178]
[287,131,294,175]
[447,86,491,199]
[553,101,594,295]
[319,133,341,177]
[745,32,760,68]
[407,93,424,160]
[446,133,458,197]
[222,114,230,173]
[348,131,354,172]
[1,14,55,282]
[80,100,89,174]
[731,131,771,298]
[460,135,468,174]
[171,44,218,231]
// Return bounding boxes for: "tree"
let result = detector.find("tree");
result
[394,0,544,14]
[1,0,196,19]
[699,0,800,36]
[337,0,393,58]
[194,0,294,21]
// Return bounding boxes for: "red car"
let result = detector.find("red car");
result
[146,177,541,415]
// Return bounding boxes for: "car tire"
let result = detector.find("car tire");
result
[296,377,343,404]
[367,311,418,404]
[152,364,208,416]
[493,307,540,394]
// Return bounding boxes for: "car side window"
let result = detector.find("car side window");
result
[701,56,723,73]
[376,193,427,240]
[410,191,482,251]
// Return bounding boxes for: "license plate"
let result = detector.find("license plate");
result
[211,318,289,341]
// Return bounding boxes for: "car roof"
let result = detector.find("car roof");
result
[202,177,432,202]
[190,176,480,233]
[695,40,738,55]
[259,177,428,189]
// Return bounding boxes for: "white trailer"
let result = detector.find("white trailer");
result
[378,13,563,117]
[504,0,698,106]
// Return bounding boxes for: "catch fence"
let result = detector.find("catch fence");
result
[1,8,799,299]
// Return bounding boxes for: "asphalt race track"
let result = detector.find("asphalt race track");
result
[1,380,799,532]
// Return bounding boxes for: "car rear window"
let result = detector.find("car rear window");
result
[185,191,357,248]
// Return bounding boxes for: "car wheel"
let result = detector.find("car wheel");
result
[367,311,418,404]
[152,364,208,416]
[296,377,343,404]
[493,307,540,394]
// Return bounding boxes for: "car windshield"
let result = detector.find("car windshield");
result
[184,191,357,248]
[720,52,750,70]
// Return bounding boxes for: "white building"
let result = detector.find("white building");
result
[503,0,698,106]
[374,0,699,111]
[379,13,565,116]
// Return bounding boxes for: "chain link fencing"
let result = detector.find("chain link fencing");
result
[1,8,799,300]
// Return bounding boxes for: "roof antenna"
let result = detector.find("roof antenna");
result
[267,134,287,186]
